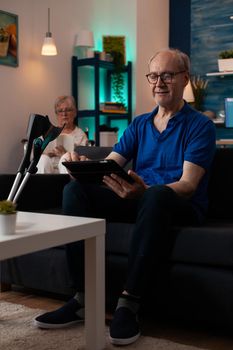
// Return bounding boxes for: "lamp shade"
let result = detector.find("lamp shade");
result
[75,30,94,47]
[183,80,195,102]
[41,35,57,56]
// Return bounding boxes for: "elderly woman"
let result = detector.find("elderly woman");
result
[37,95,88,173]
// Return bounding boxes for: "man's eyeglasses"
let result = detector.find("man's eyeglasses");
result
[146,71,186,84]
[56,108,74,114]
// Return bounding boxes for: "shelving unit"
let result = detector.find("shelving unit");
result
[213,119,224,126]
[72,54,132,146]
[206,71,232,130]
[206,71,233,77]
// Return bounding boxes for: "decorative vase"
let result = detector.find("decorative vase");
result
[218,58,233,72]
[0,212,17,235]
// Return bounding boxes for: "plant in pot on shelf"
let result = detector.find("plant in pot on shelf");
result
[0,200,17,235]
[218,49,233,72]
[190,75,208,111]
[103,36,126,107]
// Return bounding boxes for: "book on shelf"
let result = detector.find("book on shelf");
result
[100,102,126,113]
[225,98,233,128]
[101,109,127,114]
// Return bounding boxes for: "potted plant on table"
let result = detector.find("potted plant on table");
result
[0,200,17,235]
[218,49,233,72]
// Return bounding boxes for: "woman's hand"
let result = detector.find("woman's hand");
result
[54,145,66,157]
[103,169,148,199]
[46,146,67,158]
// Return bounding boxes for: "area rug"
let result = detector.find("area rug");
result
[0,301,208,350]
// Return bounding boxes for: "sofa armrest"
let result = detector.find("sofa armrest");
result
[0,174,70,211]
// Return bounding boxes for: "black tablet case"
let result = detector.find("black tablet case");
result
[62,159,134,184]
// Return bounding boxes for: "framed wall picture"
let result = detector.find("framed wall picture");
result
[103,36,125,66]
[0,10,18,67]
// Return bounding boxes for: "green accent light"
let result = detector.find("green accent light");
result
[110,119,128,140]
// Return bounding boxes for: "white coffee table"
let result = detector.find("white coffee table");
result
[0,211,106,350]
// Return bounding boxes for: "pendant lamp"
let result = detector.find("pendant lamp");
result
[41,8,57,56]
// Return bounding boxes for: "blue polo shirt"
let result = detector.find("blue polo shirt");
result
[113,102,216,217]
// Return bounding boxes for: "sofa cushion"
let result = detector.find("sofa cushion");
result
[106,221,233,268]
[208,148,233,220]
[171,222,233,267]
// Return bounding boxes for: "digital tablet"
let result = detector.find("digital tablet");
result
[62,159,135,184]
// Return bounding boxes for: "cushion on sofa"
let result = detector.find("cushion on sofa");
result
[208,148,233,220]
[106,222,233,268]
[171,224,233,267]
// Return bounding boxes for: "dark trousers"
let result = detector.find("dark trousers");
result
[63,180,201,297]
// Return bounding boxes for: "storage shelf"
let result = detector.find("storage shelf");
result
[75,57,129,72]
[206,71,233,77]
[79,109,130,118]
[72,54,132,146]
[216,139,233,147]
[213,118,224,124]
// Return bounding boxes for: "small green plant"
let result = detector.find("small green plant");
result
[112,71,125,106]
[191,75,208,111]
[111,51,126,107]
[219,50,233,59]
[0,200,17,214]
[102,36,127,106]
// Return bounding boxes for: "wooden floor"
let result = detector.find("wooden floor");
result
[1,288,233,350]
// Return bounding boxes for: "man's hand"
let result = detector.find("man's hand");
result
[62,151,89,162]
[61,151,89,178]
[103,170,148,199]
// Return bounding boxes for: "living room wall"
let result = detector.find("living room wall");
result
[0,0,168,174]
[191,0,233,115]
[169,0,233,139]
[190,0,233,140]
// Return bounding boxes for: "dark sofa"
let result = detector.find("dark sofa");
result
[1,146,233,329]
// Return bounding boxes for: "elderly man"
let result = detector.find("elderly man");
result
[34,49,216,346]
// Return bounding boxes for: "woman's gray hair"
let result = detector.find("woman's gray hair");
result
[148,48,190,74]
[54,95,77,113]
